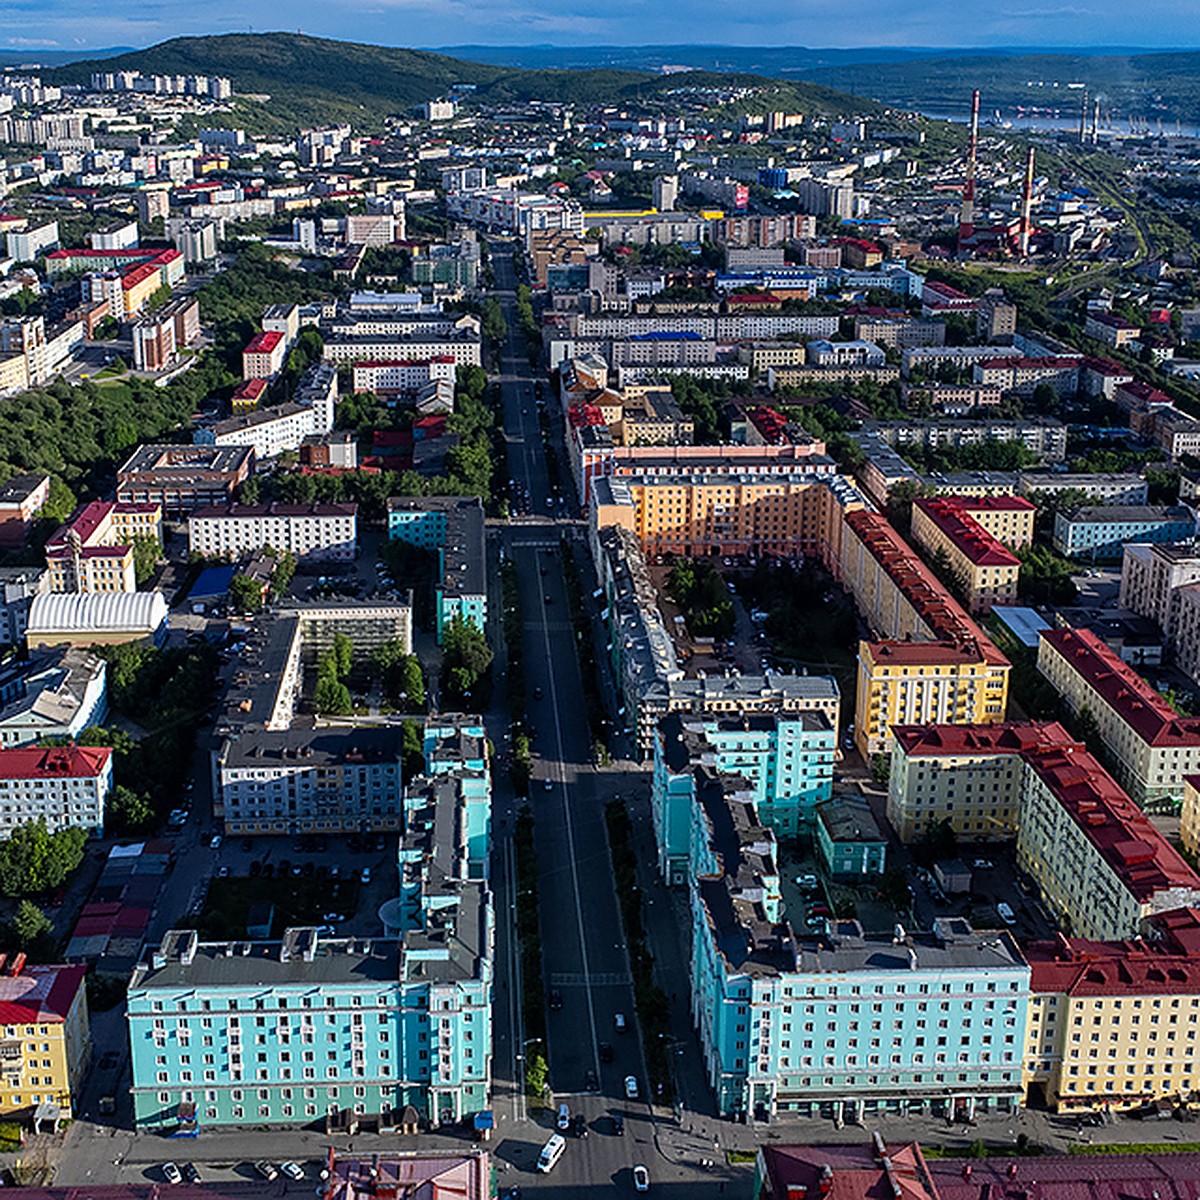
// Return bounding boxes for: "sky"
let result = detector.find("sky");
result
[3,0,1199,54]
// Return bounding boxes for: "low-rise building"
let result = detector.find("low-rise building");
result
[1020,472,1148,506]
[26,592,169,650]
[117,445,255,517]
[0,474,49,547]
[0,957,89,1119]
[1053,506,1196,560]
[0,648,107,749]
[241,329,287,381]
[1038,625,1200,810]
[814,795,887,877]
[189,503,357,562]
[197,402,331,462]
[1184,775,1200,858]
[44,501,162,595]
[0,744,112,837]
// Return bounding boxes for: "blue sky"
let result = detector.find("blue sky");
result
[3,0,1198,53]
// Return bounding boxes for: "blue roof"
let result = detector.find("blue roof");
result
[189,565,236,601]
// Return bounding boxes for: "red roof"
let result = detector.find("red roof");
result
[46,248,155,261]
[913,496,1021,567]
[232,379,268,401]
[980,356,1079,370]
[353,356,456,369]
[892,721,1074,759]
[0,962,87,1026]
[1023,741,1200,902]
[244,330,284,356]
[121,262,161,291]
[0,745,110,780]
[923,280,971,300]
[50,499,113,548]
[760,1142,937,1200]
[1025,908,1200,996]
[1040,626,1200,747]
[845,510,1009,666]
[1083,355,1134,377]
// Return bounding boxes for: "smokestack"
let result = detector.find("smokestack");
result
[1092,98,1100,144]
[958,88,980,251]
[1078,87,1089,143]
[1019,145,1035,259]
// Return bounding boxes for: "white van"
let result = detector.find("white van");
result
[537,1134,566,1173]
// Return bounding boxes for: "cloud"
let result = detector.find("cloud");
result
[5,36,61,45]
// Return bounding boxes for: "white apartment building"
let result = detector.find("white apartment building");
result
[0,744,113,837]
[202,401,331,461]
[188,503,358,562]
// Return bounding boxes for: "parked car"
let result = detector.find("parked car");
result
[361,867,372,884]
[548,988,563,1011]
[182,1164,201,1185]
[556,1103,570,1131]
[599,1041,614,1062]
[633,1164,650,1192]
[254,1162,278,1182]
[795,873,818,891]
[161,1163,182,1185]
[209,835,222,850]
[612,1114,624,1136]
[614,1012,627,1033]
[624,1075,639,1099]
[572,1113,588,1138]
[585,1069,598,1092]
[279,1163,305,1181]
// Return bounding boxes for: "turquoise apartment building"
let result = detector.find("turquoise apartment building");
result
[387,498,487,643]
[686,768,1030,1122]
[412,714,491,879]
[651,713,835,884]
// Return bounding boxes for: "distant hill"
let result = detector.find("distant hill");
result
[0,46,132,68]
[45,33,882,130]
[797,50,1200,125]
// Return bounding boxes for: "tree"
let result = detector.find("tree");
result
[131,535,162,588]
[442,615,493,699]
[314,675,353,716]
[332,633,354,679]
[0,822,87,896]
[228,574,264,614]
[9,900,51,949]
[268,549,296,598]
[108,785,153,835]
[398,655,425,710]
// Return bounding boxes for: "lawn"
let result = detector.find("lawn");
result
[198,875,361,939]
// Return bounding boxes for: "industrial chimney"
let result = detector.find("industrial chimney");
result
[957,89,980,252]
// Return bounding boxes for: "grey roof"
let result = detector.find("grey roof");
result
[118,444,254,476]
[219,728,400,769]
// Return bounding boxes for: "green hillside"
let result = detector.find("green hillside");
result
[47,33,880,131]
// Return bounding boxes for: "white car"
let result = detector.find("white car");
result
[162,1163,182,1185]
[279,1163,305,1181]
[209,834,222,850]
[360,867,372,884]
[633,1164,650,1192]
[624,1075,639,1099]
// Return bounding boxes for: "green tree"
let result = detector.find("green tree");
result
[332,633,354,679]
[0,822,87,896]
[398,655,425,710]
[442,614,493,699]
[267,549,296,598]
[108,785,153,835]
[9,900,51,949]
[482,298,507,341]
[131,535,162,588]
[228,574,263,614]
[314,675,352,716]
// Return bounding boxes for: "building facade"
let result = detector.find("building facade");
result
[0,745,112,838]
[188,503,358,562]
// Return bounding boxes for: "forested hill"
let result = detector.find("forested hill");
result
[46,33,881,128]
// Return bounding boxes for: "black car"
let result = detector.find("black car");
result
[599,1042,613,1063]
[182,1164,201,1185]
[548,988,563,1011]
[585,1069,598,1092]
[248,860,261,878]
[532,686,544,701]
[612,1114,624,1136]
[572,1113,588,1138]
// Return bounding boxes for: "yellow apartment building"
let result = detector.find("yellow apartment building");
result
[887,721,1073,843]
[0,956,90,1118]
[910,497,1022,614]
[1023,908,1200,1112]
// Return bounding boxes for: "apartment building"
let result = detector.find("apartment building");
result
[213,729,403,836]
[888,722,1072,844]
[590,469,864,566]
[0,744,112,837]
[198,402,331,462]
[188,503,358,562]
[863,418,1068,463]
[387,498,487,642]
[0,956,89,1119]
[1020,473,1148,506]
[652,712,835,883]
[129,919,490,1131]
[1037,626,1200,810]
[351,357,457,398]
[838,510,1011,757]
[130,295,200,372]
[322,333,481,369]
[230,379,267,414]
[976,290,1018,344]
[689,760,1029,1121]
[0,474,50,547]
[242,330,288,381]
[1185,776,1200,858]
[807,340,886,368]
[910,497,1027,614]
[117,445,255,517]
[853,316,946,349]
[974,357,1081,399]
[1085,311,1141,349]
[1053,506,1196,560]
[0,648,108,749]
[1016,741,1200,940]
[44,500,162,594]
[1119,542,1200,638]
[1023,908,1200,1113]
